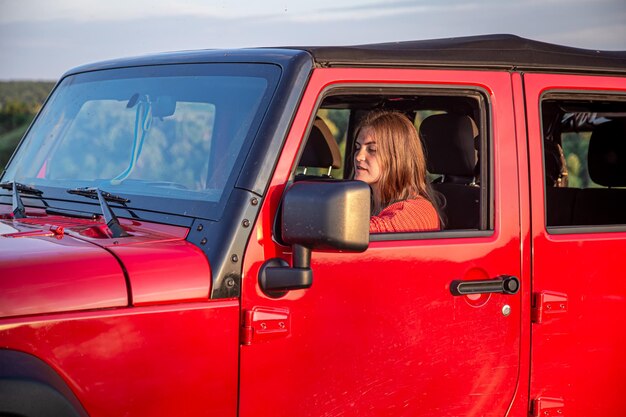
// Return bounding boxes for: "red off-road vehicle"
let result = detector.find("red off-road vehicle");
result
[1,35,626,416]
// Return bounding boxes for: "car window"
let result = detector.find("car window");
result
[296,88,490,237]
[542,95,626,229]
[1,63,280,221]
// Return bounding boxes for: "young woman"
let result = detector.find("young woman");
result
[353,110,441,233]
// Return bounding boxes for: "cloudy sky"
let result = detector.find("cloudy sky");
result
[1,0,625,80]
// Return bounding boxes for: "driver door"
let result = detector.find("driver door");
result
[239,67,524,416]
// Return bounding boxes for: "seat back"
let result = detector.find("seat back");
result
[572,120,626,226]
[421,113,478,183]
[298,117,342,172]
[420,114,480,229]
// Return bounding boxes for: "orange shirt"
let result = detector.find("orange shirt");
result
[370,197,440,233]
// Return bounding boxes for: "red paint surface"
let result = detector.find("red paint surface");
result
[109,241,212,306]
[0,301,240,417]
[0,207,231,416]
[0,208,211,312]
[0,213,128,318]
[239,67,524,417]
[525,73,626,416]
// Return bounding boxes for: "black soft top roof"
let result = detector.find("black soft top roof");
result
[292,34,626,74]
[64,34,625,79]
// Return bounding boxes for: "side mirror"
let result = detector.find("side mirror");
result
[282,179,370,251]
[260,180,370,295]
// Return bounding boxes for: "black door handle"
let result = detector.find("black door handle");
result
[450,275,520,296]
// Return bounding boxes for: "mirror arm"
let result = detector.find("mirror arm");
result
[292,243,311,269]
[259,244,313,295]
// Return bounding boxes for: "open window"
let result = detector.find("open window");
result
[294,87,491,236]
[542,94,626,230]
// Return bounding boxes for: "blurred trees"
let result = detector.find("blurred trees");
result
[0,81,54,133]
[0,81,55,169]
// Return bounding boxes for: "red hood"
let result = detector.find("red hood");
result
[0,209,212,319]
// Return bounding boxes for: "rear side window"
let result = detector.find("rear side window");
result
[542,95,626,229]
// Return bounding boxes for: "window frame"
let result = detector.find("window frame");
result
[540,90,626,234]
[294,82,494,241]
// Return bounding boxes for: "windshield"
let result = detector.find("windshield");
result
[1,63,280,221]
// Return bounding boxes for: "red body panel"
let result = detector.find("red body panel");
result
[0,207,232,416]
[0,207,212,311]
[507,72,533,417]
[239,68,525,417]
[0,301,240,416]
[524,73,626,416]
[0,212,128,318]
[107,242,212,306]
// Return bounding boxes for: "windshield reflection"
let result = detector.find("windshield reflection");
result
[2,63,280,220]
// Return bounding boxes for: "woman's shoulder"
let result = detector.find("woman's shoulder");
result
[371,196,440,233]
[381,196,435,213]
[382,196,436,214]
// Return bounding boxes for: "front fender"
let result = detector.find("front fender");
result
[0,350,88,417]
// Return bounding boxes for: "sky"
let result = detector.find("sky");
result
[1,0,625,81]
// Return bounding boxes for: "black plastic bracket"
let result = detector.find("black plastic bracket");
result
[259,257,313,296]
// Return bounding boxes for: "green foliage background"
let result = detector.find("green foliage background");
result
[0,81,55,170]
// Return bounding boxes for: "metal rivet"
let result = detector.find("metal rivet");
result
[197,224,204,231]
[200,238,207,245]
[278,322,285,329]
[502,305,511,316]
[225,277,235,288]
[231,254,239,263]
[242,219,250,228]
[251,197,259,206]
[260,323,267,329]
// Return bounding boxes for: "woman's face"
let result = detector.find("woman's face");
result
[354,127,381,187]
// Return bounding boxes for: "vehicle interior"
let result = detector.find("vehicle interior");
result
[542,95,626,229]
[294,89,490,233]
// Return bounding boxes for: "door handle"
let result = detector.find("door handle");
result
[450,275,520,296]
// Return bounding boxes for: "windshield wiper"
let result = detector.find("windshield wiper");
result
[0,181,44,218]
[67,187,131,238]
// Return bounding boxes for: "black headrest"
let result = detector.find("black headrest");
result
[420,114,478,176]
[588,120,626,187]
[299,117,342,169]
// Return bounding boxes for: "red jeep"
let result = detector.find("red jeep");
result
[1,35,625,417]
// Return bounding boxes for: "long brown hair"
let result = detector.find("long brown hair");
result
[356,111,439,216]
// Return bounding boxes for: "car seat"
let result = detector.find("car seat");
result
[420,113,480,230]
[296,117,342,180]
[573,119,626,225]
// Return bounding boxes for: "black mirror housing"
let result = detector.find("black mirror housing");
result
[259,180,369,295]
[281,180,370,252]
